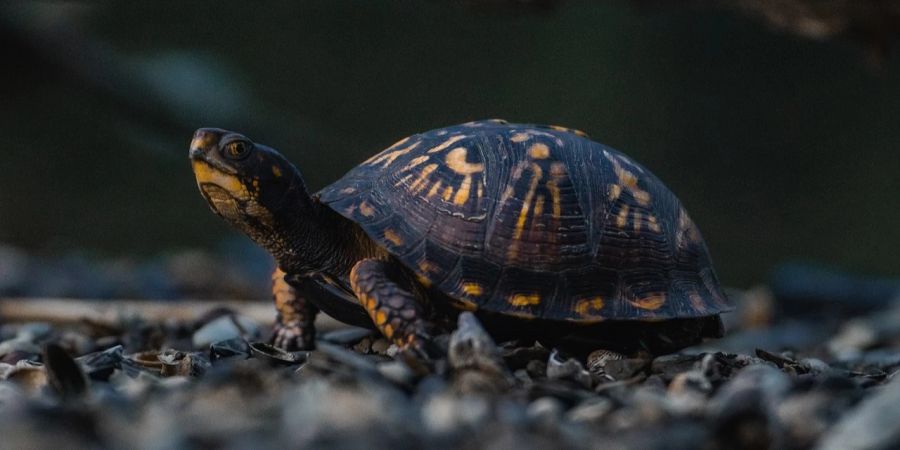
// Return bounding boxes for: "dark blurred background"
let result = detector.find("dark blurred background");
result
[1,0,898,296]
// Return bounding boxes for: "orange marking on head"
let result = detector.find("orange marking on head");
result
[574,297,605,317]
[383,229,404,246]
[509,293,541,307]
[510,132,530,143]
[427,135,467,154]
[528,143,550,159]
[616,205,630,228]
[445,147,484,175]
[630,293,666,310]
[462,282,484,297]
[192,160,248,200]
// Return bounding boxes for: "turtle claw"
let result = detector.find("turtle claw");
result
[270,321,315,351]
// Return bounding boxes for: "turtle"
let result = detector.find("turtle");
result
[189,119,731,355]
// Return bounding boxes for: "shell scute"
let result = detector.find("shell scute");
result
[318,121,731,321]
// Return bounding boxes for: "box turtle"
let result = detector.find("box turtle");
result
[189,120,731,355]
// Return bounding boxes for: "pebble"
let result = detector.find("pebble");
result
[192,314,261,349]
[817,375,900,450]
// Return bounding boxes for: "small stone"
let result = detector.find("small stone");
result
[525,359,546,379]
[422,393,490,434]
[43,343,89,402]
[448,312,507,376]
[651,354,702,380]
[817,375,900,450]
[377,360,415,386]
[319,327,374,346]
[526,396,564,427]
[192,314,261,349]
[566,397,613,423]
[546,349,592,388]
[667,370,712,415]
[604,358,649,380]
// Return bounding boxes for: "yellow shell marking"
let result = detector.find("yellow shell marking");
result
[462,282,484,297]
[426,180,443,198]
[365,140,421,167]
[630,294,666,310]
[427,135,467,154]
[454,175,474,206]
[271,165,283,178]
[648,215,661,233]
[533,195,545,219]
[616,205,630,228]
[442,185,454,202]
[416,274,433,288]
[358,202,375,217]
[527,143,550,159]
[608,184,622,201]
[609,154,651,206]
[445,147,484,175]
[408,164,439,194]
[549,125,589,137]
[574,297,605,317]
[509,293,541,307]
[511,163,543,242]
[633,211,642,233]
[402,155,430,171]
[510,132,530,143]
[383,229,404,246]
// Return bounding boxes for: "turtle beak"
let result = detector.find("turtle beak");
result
[189,128,227,161]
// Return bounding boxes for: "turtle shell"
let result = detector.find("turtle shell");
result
[318,120,731,322]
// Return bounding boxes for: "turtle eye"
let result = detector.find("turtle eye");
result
[223,140,252,160]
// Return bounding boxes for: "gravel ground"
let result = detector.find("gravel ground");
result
[1,247,899,449]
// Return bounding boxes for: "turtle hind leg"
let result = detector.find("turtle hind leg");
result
[271,267,319,351]
[350,258,431,356]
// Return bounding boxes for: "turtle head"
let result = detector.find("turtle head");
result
[189,128,311,251]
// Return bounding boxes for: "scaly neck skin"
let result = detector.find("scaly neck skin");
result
[265,196,375,277]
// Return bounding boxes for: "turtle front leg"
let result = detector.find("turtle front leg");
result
[349,259,430,355]
[271,268,319,351]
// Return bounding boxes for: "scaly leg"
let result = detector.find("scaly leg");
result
[349,259,429,354]
[271,267,318,350]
